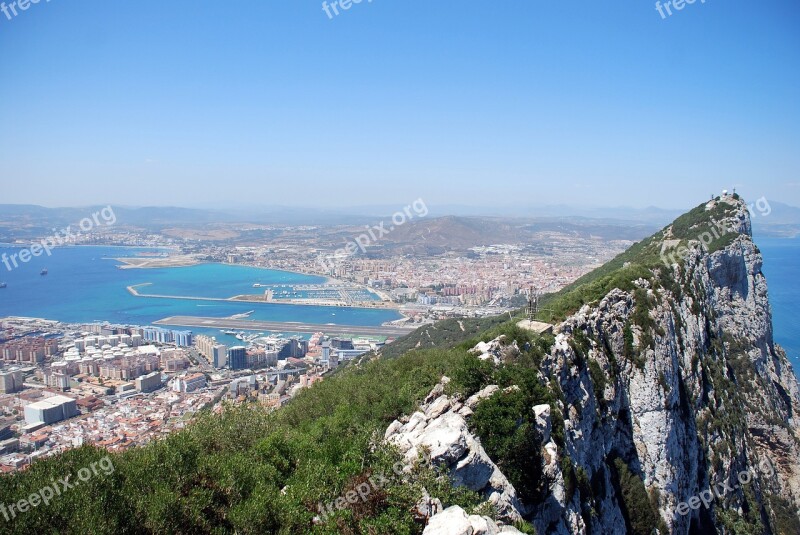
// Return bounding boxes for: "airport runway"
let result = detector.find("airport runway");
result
[153,315,418,337]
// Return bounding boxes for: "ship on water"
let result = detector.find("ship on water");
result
[40,268,48,276]
[0,282,6,288]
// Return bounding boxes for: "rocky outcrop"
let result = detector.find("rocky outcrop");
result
[390,197,800,534]
[422,506,524,535]
[385,378,525,523]
[534,198,800,534]
[469,336,520,366]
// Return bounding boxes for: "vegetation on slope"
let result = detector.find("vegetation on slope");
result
[0,349,488,534]
[535,197,742,323]
[609,457,667,535]
[0,322,560,534]
[448,324,557,505]
[379,315,510,359]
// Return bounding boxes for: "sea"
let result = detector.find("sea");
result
[0,246,401,345]
[755,236,800,378]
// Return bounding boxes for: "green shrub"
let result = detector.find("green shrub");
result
[562,456,577,503]
[610,458,661,535]
[471,387,545,504]
[449,353,495,398]
[769,495,800,535]
[588,360,607,409]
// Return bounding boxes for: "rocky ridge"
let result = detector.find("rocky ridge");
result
[388,197,800,534]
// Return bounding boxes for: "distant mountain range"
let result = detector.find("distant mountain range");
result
[0,201,797,240]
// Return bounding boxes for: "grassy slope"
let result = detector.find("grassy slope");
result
[379,315,511,359]
[536,198,741,322]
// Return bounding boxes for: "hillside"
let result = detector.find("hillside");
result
[1,196,799,534]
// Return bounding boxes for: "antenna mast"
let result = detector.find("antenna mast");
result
[526,286,539,321]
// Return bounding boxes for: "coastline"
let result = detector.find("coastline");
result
[0,243,176,250]
[113,256,335,284]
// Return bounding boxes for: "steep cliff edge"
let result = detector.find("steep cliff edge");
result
[394,196,800,534]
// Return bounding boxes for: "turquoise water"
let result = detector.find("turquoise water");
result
[0,246,401,332]
[756,236,800,378]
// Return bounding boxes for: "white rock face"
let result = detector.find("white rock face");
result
[468,336,520,365]
[422,506,524,535]
[533,404,551,443]
[385,379,525,523]
[422,506,474,535]
[527,200,800,534]
[465,384,500,410]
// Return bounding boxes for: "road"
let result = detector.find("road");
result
[153,316,418,337]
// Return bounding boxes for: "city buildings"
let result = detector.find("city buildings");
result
[330,338,354,350]
[136,371,162,393]
[212,345,228,368]
[0,337,58,363]
[142,327,193,347]
[0,369,23,394]
[173,373,206,393]
[278,338,308,359]
[23,395,79,426]
[195,335,228,368]
[334,348,369,361]
[246,348,278,369]
[41,370,70,391]
[0,316,361,470]
[228,346,247,371]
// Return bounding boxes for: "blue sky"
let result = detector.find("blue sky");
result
[0,0,798,210]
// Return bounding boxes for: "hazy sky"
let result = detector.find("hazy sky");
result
[1,1,799,210]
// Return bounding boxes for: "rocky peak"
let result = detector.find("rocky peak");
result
[390,196,800,534]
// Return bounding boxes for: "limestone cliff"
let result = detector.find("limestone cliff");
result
[390,196,800,534]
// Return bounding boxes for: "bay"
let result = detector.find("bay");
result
[0,246,401,339]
